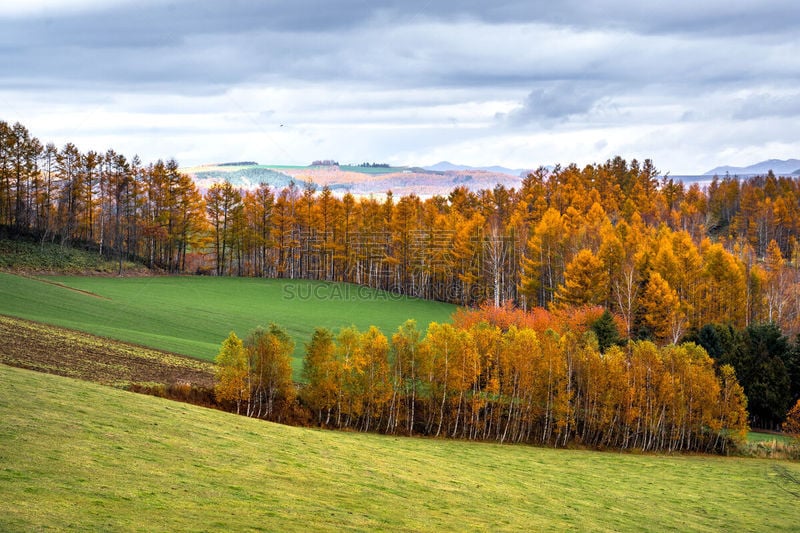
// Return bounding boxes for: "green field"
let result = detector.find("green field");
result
[1,364,798,531]
[0,273,455,376]
[748,432,795,445]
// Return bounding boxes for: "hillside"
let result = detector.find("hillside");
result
[0,274,456,377]
[0,237,145,274]
[2,364,798,531]
[181,162,523,196]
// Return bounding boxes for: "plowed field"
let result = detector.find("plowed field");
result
[0,315,213,388]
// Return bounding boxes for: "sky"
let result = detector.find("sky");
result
[1,0,798,175]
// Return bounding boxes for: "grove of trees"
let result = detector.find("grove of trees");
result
[216,307,749,453]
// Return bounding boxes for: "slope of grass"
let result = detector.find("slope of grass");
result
[0,238,139,272]
[1,364,799,532]
[0,273,456,376]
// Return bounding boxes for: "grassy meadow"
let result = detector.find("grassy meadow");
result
[1,364,799,532]
[0,273,456,376]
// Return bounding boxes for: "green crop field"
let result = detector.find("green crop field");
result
[0,273,455,377]
[1,364,798,532]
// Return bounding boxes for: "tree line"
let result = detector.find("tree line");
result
[0,121,205,273]
[8,119,800,335]
[214,306,749,454]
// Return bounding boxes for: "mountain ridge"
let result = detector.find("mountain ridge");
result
[423,161,533,176]
[705,158,800,176]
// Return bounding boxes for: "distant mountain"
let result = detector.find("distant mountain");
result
[182,162,527,197]
[424,161,531,177]
[705,158,800,176]
[188,166,307,191]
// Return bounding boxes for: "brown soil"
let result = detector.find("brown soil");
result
[0,314,214,388]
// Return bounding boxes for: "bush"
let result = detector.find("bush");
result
[784,399,800,438]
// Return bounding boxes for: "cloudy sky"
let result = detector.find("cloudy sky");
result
[1,0,798,174]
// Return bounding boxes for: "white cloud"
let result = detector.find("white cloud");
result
[0,0,135,17]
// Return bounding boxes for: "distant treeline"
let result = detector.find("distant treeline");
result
[311,159,339,167]
[356,162,391,168]
[219,161,258,167]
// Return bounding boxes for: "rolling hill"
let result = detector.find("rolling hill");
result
[2,364,799,531]
[181,162,525,196]
[0,273,456,377]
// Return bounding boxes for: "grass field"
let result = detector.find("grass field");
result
[0,273,456,376]
[748,431,796,445]
[1,364,798,532]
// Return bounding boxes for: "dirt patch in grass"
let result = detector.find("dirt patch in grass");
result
[0,314,214,388]
[18,274,112,299]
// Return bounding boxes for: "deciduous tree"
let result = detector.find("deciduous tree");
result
[214,332,249,414]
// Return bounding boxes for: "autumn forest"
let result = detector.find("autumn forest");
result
[2,119,800,444]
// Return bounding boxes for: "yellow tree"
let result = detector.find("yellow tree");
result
[423,322,476,437]
[214,332,249,414]
[554,248,609,308]
[603,220,641,338]
[469,321,503,438]
[783,398,800,438]
[336,325,363,427]
[206,180,243,276]
[389,319,426,434]
[451,212,486,305]
[358,326,392,432]
[245,324,295,419]
[765,239,790,325]
[500,325,544,443]
[717,364,750,447]
[302,327,341,425]
[640,272,686,344]
[699,242,747,327]
[520,208,566,308]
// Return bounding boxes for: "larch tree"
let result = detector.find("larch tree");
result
[554,248,609,308]
[640,272,686,344]
[520,208,567,308]
[206,180,243,275]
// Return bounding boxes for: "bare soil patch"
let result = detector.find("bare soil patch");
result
[0,314,213,388]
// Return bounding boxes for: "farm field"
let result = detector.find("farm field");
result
[2,364,799,532]
[0,273,456,377]
[0,314,214,389]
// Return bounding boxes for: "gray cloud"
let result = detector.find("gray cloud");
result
[1,1,798,172]
[500,84,606,125]
[2,1,798,91]
[733,92,800,120]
